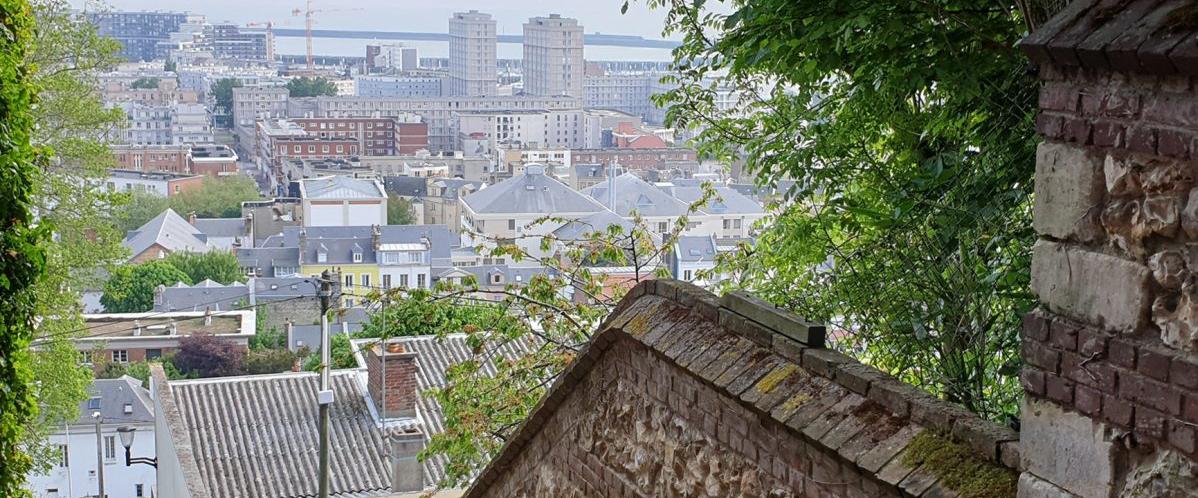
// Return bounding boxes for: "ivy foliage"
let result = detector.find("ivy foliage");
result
[645,0,1038,420]
[0,1,47,494]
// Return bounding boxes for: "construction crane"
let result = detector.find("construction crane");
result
[293,1,364,70]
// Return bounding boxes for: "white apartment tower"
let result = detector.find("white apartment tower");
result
[448,10,497,97]
[522,14,584,98]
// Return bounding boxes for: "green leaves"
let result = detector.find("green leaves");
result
[286,76,339,98]
[100,261,192,313]
[655,0,1036,421]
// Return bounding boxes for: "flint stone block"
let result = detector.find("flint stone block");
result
[1020,398,1122,498]
[1034,142,1105,241]
[1031,240,1151,332]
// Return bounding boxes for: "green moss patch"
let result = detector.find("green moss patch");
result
[901,431,1017,498]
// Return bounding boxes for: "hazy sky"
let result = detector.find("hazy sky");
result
[76,0,687,39]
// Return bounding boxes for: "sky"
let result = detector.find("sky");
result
[75,0,684,40]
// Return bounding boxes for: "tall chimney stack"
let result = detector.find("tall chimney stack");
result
[389,427,425,492]
[367,339,418,419]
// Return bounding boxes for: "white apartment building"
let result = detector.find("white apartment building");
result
[25,377,156,498]
[448,10,496,97]
[523,15,584,98]
[233,86,290,156]
[299,176,388,227]
[118,102,173,146]
[454,109,601,153]
[584,72,659,122]
[376,43,419,72]
[287,95,582,153]
[169,103,213,145]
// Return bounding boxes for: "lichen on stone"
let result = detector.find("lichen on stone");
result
[754,364,799,394]
[901,431,1017,498]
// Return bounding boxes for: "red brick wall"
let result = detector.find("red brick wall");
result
[396,122,428,154]
[112,147,191,173]
[167,175,205,197]
[367,345,418,418]
[191,158,238,176]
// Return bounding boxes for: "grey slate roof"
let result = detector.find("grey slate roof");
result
[76,376,154,426]
[168,334,538,497]
[277,225,458,267]
[429,178,484,200]
[383,176,429,198]
[123,208,211,257]
[460,265,553,286]
[237,246,301,277]
[675,235,718,263]
[584,173,691,218]
[551,211,635,241]
[666,185,765,215]
[462,168,605,215]
[190,217,245,238]
[300,176,385,200]
[155,277,316,312]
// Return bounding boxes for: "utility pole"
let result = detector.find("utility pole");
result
[93,412,105,498]
[317,270,334,498]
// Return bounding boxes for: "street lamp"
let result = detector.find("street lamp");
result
[115,427,157,468]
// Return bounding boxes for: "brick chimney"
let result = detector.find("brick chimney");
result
[367,339,418,419]
[389,427,425,492]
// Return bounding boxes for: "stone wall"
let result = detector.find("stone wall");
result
[1019,3,1198,496]
[464,280,1020,497]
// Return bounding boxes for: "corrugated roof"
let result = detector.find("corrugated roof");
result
[168,334,538,496]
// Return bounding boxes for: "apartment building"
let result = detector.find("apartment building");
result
[111,144,238,176]
[448,10,497,97]
[355,75,443,98]
[89,11,195,61]
[233,86,290,156]
[571,147,698,170]
[291,116,429,156]
[455,109,601,154]
[523,15,585,98]
[584,72,659,121]
[287,94,582,153]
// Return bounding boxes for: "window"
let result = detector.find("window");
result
[345,298,354,308]
[352,252,363,263]
[658,222,668,233]
[112,350,129,363]
[345,274,354,288]
[104,436,116,460]
[508,219,516,230]
[361,274,371,288]
[56,445,68,467]
[87,396,101,410]
[400,274,408,287]
[146,348,162,360]
[322,145,330,153]
[382,274,391,288]
[684,270,693,281]
[307,145,316,153]
[80,351,93,365]
[317,251,327,263]
[417,274,426,289]
[136,483,145,497]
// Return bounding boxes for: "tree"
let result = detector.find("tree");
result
[244,348,297,375]
[23,0,129,474]
[644,0,1036,421]
[129,76,159,89]
[0,1,47,493]
[171,175,262,218]
[387,195,416,225]
[172,334,245,378]
[163,59,176,73]
[287,76,338,98]
[211,77,241,120]
[101,261,192,313]
[164,251,247,285]
[111,189,171,234]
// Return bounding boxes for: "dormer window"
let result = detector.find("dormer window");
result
[317,251,327,263]
[352,252,363,263]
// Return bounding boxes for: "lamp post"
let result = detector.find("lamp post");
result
[92,412,105,498]
[115,427,157,468]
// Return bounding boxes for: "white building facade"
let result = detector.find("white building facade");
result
[522,15,584,98]
[448,10,496,97]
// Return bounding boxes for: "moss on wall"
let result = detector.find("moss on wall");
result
[902,431,1018,498]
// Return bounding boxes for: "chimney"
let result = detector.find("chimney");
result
[298,228,308,263]
[285,320,294,351]
[389,426,425,493]
[188,211,197,225]
[371,224,382,250]
[244,213,254,247]
[367,339,418,419]
[203,308,212,326]
[154,284,166,307]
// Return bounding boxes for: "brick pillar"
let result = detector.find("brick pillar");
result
[1019,4,1198,497]
[367,340,418,419]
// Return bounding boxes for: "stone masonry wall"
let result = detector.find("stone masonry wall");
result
[1020,5,1198,496]
[473,339,902,498]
